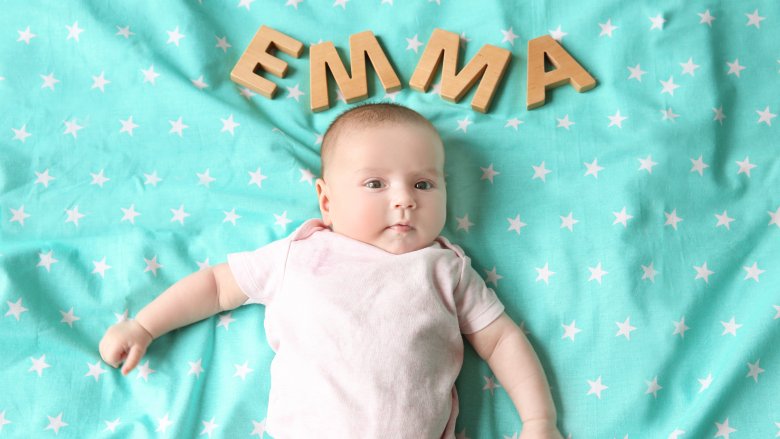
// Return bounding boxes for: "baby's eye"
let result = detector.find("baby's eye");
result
[365,180,383,189]
[415,181,433,190]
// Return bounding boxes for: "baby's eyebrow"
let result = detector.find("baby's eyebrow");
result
[355,167,441,177]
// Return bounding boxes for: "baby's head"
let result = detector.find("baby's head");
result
[315,102,446,255]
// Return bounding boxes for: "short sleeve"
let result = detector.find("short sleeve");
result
[226,237,291,306]
[455,255,506,334]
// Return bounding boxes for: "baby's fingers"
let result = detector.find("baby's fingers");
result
[121,344,145,376]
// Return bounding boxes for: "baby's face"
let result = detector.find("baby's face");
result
[315,122,446,255]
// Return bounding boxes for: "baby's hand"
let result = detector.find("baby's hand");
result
[519,418,564,439]
[99,320,154,376]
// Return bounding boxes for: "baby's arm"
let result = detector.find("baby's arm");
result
[99,263,247,375]
[465,312,562,438]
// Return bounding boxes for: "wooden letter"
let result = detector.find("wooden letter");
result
[309,31,402,112]
[230,25,304,98]
[526,35,596,110]
[409,28,511,113]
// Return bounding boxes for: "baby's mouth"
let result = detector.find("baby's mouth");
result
[388,223,413,232]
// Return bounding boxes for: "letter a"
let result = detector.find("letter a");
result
[526,35,596,110]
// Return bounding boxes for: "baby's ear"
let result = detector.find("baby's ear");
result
[315,178,332,225]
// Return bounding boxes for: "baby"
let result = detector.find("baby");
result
[99,102,562,439]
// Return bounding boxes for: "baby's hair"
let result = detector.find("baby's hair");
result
[320,102,441,181]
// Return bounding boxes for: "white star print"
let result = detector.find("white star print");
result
[482,376,502,396]
[627,64,647,81]
[645,377,662,398]
[65,205,86,226]
[156,413,174,432]
[40,73,60,90]
[286,84,305,102]
[119,116,139,135]
[505,118,523,129]
[91,71,110,92]
[588,262,608,284]
[742,262,764,282]
[587,376,608,398]
[217,312,236,330]
[215,35,231,51]
[560,212,578,231]
[91,169,110,187]
[612,207,633,227]
[607,110,627,128]
[746,360,764,382]
[714,210,735,230]
[500,27,519,46]
[664,209,683,230]
[557,114,575,129]
[768,207,780,228]
[197,169,216,187]
[45,413,68,434]
[480,164,499,183]
[638,155,658,173]
[599,19,618,37]
[584,159,604,178]
[712,106,726,124]
[649,14,665,30]
[456,214,474,232]
[169,116,188,137]
[85,361,107,381]
[116,25,134,38]
[698,10,716,26]
[756,106,776,126]
[693,262,714,284]
[698,373,713,392]
[660,76,681,95]
[714,418,736,438]
[735,156,756,177]
[189,359,205,378]
[166,26,185,46]
[233,362,254,380]
[456,116,473,133]
[17,26,37,44]
[726,59,746,77]
[137,360,156,381]
[66,21,85,42]
[29,354,51,376]
[672,317,689,338]
[141,65,160,84]
[92,257,112,278]
[191,75,208,90]
[249,168,268,188]
[201,418,219,437]
[223,208,241,225]
[532,161,552,182]
[661,107,680,122]
[744,9,765,28]
[10,205,32,226]
[641,262,658,283]
[720,317,742,336]
[690,155,709,175]
[60,308,80,327]
[406,34,424,53]
[274,211,292,230]
[562,321,582,341]
[483,267,503,287]
[63,120,84,138]
[170,205,190,224]
[12,124,32,142]
[680,58,700,76]
[548,25,567,41]
[144,256,163,277]
[507,215,527,235]
[5,298,29,320]
[38,251,59,272]
[615,317,637,340]
[535,263,555,285]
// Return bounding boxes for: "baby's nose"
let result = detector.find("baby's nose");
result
[393,191,416,209]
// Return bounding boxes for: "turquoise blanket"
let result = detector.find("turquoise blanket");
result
[2,0,779,437]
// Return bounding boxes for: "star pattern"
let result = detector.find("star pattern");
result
[1,2,778,438]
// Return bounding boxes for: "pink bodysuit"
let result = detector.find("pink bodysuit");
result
[227,218,505,438]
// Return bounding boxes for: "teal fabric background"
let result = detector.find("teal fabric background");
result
[2,0,779,437]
